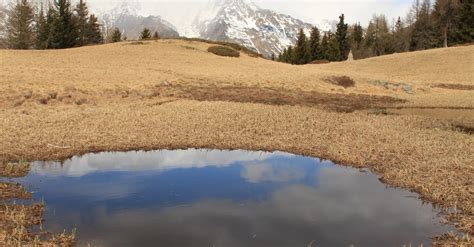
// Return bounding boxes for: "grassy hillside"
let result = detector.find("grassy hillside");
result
[1,39,472,108]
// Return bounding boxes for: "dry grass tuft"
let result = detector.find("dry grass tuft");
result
[0,162,31,178]
[208,46,240,58]
[0,183,31,200]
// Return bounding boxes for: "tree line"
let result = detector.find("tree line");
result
[3,0,102,49]
[0,0,163,49]
[278,0,473,64]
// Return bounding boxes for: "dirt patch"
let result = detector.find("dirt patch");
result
[164,85,405,112]
[0,162,31,178]
[435,84,474,91]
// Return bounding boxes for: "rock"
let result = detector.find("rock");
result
[160,81,171,87]
[346,50,354,62]
[403,85,414,94]
[140,89,160,98]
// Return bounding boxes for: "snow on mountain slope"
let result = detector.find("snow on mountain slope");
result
[101,1,179,40]
[190,0,315,57]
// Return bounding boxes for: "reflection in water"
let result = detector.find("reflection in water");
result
[17,149,453,247]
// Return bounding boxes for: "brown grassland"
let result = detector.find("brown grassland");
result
[0,39,473,246]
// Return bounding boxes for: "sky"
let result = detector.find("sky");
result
[85,0,413,26]
[1,0,414,29]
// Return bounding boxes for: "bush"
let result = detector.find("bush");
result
[325,76,356,88]
[208,46,240,57]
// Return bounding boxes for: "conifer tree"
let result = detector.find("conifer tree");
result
[139,28,151,40]
[327,32,341,61]
[6,0,35,49]
[75,0,88,46]
[86,14,102,44]
[320,32,330,60]
[294,29,308,64]
[335,14,349,60]
[350,23,364,50]
[452,0,474,44]
[152,31,160,40]
[51,0,78,48]
[392,17,410,52]
[433,0,460,47]
[286,45,294,64]
[307,27,321,61]
[0,3,7,48]
[35,4,49,49]
[108,27,122,43]
[410,0,440,50]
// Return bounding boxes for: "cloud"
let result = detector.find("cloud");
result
[31,149,293,177]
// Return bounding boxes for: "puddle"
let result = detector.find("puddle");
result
[7,149,456,246]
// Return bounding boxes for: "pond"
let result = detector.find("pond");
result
[10,149,455,246]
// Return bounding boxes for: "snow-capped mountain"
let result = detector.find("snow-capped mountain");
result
[101,1,179,40]
[189,0,315,57]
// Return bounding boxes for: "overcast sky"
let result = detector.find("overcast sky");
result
[1,0,414,28]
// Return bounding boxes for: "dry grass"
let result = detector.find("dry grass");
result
[0,162,31,178]
[0,40,473,245]
[435,84,474,91]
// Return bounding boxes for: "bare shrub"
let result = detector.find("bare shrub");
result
[324,76,356,88]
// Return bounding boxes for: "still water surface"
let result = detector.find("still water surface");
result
[15,149,454,246]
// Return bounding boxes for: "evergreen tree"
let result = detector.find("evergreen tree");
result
[0,3,7,48]
[335,13,349,60]
[451,0,474,44]
[85,14,102,44]
[307,27,321,61]
[392,17,410,52]
[139,28,151,40]
[433,0,460,47]
[327,32,341,61]
[410,0,440,50]
[35,3,46,49]
[350,23,364,49]
[287,45,294,64]
[320,32,330,60]
[108,27,122,43]
[75,0,88,46]
[51,0,78,48]
[152,31,160,40]
[294,29,308,64]
[44,6,56,48]
[6,0,35,49]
